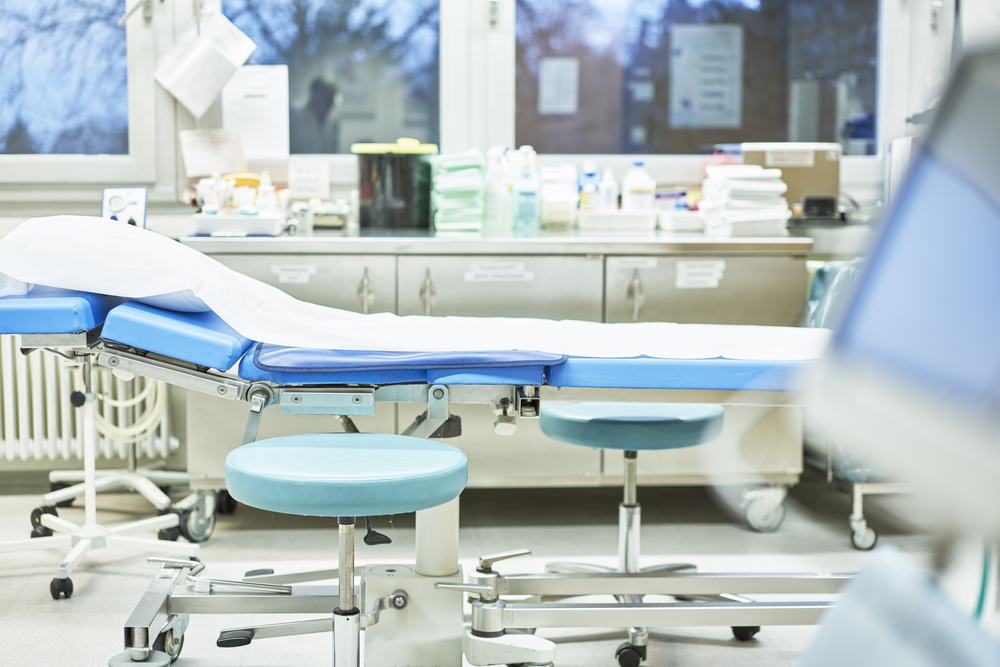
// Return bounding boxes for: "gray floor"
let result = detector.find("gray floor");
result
[0,477,933,667]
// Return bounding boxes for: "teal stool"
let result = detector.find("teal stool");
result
[225,433,469,667]
[540,402,731,667]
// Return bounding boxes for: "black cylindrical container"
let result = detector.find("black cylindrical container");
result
[352,139,437,230]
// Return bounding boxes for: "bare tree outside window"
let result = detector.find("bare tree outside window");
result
[0,0,128,155]
[224,0,440,154]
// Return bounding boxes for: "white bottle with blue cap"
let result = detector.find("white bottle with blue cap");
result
[621,160,656,210]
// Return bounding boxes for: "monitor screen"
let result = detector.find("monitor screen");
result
[833,53,1000,412]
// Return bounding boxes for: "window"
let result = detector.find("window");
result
[0,0,128,155]
[224,0,440,154]
[515,0,879,156]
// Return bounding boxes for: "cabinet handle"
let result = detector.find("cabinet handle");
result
[419,268,436,316]
[627,269,644,322]
[357,268,374,314]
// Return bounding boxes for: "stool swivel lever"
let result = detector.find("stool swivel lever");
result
[363,517,392,545]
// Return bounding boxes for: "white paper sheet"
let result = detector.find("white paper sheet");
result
[669,25,743,129]
[222,65,290,160]
[0,217,830,361]
[180,129,247,179]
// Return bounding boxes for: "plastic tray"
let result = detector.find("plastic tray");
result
[577,209,657,231]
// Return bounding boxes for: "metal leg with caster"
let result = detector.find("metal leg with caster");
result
[0,358,199,598]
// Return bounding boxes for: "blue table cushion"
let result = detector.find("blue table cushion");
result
[238,343,565,385]
[0,287,125,334]
[540,402,725,450]
[102,301,254,371]
[547,356,808,392]
[225,433,468,517]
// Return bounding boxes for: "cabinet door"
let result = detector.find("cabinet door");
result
[605,255,807,325]
[397,255,604,320]
[212,254,396,313]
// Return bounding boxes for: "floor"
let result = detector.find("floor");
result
[0,476,945,667]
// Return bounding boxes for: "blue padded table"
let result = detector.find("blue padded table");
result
[0,287,125,335]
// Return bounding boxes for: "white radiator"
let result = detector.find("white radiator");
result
[0,335,178,461]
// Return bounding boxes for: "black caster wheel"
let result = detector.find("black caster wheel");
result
[615,642,646,667]
[215,490,238,515]
[154,628,184,663]
[50,577,73,600]
[851,526,878,551]
[732,626,760,641]
[30,506,57,537]
[179,506,216,543]
[158,509,181,541]
[49,482,75,508]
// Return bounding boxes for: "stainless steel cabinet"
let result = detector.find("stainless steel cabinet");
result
[605,255,807,325]
[212,254,396,313]
[397,255,604,320]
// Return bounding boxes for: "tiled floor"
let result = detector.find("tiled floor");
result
[0,477,937,666]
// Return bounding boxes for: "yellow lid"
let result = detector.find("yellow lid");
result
[351,137,438,155]
[222,170,261,188]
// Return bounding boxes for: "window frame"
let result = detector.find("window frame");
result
[0,4,158,186]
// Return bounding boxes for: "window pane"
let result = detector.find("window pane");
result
[516,0,878,156]
[225,0,440,154]
[0,0,128,155]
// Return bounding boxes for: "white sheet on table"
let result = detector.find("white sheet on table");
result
[0,216,830,360]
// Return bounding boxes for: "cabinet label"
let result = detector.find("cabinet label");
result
[765,149,814,168]
[609,257,658,269]
[676,260,725,289]
[272,264,317,284]
[464,262,535,282]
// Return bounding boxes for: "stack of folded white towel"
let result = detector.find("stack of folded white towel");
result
[431,150,485,234]
[699,165,791,236]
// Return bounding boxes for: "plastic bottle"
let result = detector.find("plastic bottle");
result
[598,168,619,211]
[580,183,599,211]
[621,161,656,210]
[512,146,541,236]
[256,171,278,213]
[578,160,601,195]
[482,146,513,237]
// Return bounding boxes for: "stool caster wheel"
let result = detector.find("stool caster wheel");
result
[153,627,184,663]
[746,498,785,533]
[851,526,878,551]
[30,506,57,537]
[216,490,237,515]
[615,642,646,667]
[179,506,216,543]
[732,626,760,641]
[50,577,73,600]
[49,482,75,508]
[158,509,181,541]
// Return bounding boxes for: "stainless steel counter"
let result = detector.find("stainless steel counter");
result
[181,229,812,256]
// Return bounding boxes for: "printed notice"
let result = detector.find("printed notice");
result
[222,65,291,160]
[676,260,725,289]
[272,265,317,284]
[288,157,332,199]
[538,58,580,115]
[765,150,815,168]
[669,25,743,129]
[464,262,535,282]
[609,257,658,270]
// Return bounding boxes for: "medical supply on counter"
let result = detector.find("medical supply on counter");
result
[621,161,656,210]
[578,160,601,194]
[699,165,791,236]
[193,212,287,237]
[352,138,438,230]
[255,171,278,213]
[742,142,841,219]
[512,146,541,235]
[482,147,513,237]
[431,149,486,234]
[658,209,704,231]
[599,168,619,210]
[540,162,578,227]
[580,183,599,210]
[577,209,658,231]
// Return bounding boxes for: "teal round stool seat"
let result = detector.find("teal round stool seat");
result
[540,402,724,450]
[225,433,468,517]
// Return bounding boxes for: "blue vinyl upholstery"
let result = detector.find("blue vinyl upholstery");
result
[225,433,468,517]
[540,402,725,450]
[102,301,253,371]
[239,343,565,386]
[0,287,125,334]
[547,356,806,392]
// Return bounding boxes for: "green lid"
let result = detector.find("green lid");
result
[351,137,439,155]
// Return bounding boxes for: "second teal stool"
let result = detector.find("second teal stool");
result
[540,402,738,667]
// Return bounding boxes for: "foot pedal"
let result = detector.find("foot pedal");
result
[218,629,254,648]
[244,568,274,578]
